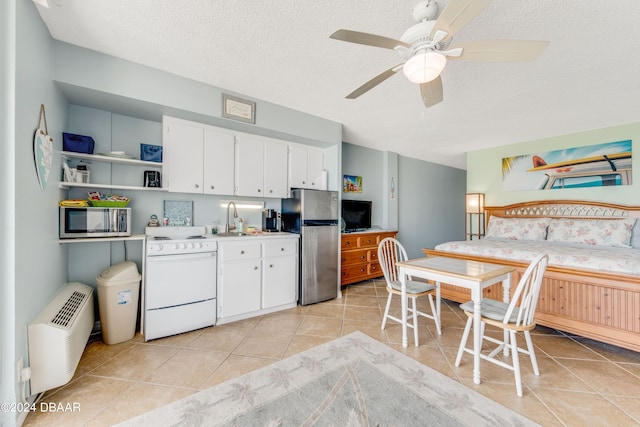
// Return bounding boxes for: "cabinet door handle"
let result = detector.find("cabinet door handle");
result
[195,184,200,188]
[269,264,273,268]
[211,185,215,189]
[269,189,273,193]
[257,189,261,193]
[311,182,315,186]
[240,250,245,254]
[302,181,306,184]
[280,247,285,251]
[254,266,259,270]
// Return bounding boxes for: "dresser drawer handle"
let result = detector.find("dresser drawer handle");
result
[345,241,350,245]
[360,268,365,272]
[341,258,346,262]
[360,255,365,259]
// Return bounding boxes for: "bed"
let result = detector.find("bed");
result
[422,200,640,353]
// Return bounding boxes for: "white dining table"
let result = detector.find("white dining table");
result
[396,256,515,385]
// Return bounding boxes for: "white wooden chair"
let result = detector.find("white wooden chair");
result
[378,237,441,346]
[455,254,549,397]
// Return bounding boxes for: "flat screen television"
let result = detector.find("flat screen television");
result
[341,199,372,232]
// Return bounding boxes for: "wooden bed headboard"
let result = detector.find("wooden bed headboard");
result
[485,200,640,221]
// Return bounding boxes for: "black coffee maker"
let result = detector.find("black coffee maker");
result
[262,209,279,232]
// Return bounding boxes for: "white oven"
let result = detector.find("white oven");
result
[144,227,217,341]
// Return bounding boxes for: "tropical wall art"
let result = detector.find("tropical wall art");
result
[502,140,632,191]
[343,175,363,193]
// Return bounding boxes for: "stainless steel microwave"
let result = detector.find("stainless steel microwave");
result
[59,207,131,238]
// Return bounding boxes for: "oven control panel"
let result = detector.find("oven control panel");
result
[147,240,217,256]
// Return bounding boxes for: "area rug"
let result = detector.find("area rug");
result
[118,332,539,426]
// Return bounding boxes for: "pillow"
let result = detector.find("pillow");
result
[630,219,640,248]
[485,217,551,241]
[547,218,636,247]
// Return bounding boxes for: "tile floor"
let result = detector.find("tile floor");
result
[24,279,640,427]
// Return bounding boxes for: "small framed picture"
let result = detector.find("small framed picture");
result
[343,175,363,193]
[222,93,256,124]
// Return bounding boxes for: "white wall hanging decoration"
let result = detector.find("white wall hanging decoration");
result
[33,104,53,190]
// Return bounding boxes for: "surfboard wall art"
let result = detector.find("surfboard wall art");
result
[502,140,632,191]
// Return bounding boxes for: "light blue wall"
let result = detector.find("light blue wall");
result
[398,156,466,258]
[8,0,69,416]
[467,121,640,206]
[51,42,342,148]
[341,143,466,258]
[341,143,387,229]
[0,1,16,422]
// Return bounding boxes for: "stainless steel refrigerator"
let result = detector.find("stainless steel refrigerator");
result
[282,189,339,305]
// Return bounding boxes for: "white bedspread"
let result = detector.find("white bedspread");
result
[434,238,640,275]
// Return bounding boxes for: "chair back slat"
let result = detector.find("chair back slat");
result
[377,237,408,285]
[503,254,548,327]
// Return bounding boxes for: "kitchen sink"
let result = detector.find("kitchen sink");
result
[216,232,248,237]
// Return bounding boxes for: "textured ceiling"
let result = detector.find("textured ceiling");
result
[35,0,640,169]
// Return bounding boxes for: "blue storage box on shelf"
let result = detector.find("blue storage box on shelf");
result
[63,133,95,154]
[140,144,162,162]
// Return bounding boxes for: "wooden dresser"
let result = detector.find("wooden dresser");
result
[340,230,397,286]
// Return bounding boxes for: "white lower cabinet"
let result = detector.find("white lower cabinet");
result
[262,240,298,309]
[217,236,298,324]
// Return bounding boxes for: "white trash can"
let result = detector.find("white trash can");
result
[96,261,141,345]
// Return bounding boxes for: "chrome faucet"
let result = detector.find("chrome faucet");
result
[226,201,238,233]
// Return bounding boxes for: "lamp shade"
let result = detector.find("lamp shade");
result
[465,193,485,214]
[403,51,447,84]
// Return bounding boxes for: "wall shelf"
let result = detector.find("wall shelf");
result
[59,182,166,191]
[61,151,162,167]
[59,234,146,244]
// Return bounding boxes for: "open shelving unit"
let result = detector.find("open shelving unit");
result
[59,151,165,192]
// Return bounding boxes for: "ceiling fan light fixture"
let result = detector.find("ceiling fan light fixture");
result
[403,51,446,84]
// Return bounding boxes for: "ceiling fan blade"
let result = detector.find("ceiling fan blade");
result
[448,39,549,62]
[420,76,443,108]
[346,64,404,99]
[330,29,410,49]
[430,0,492,41]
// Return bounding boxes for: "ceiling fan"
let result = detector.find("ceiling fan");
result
[330,0,549,108]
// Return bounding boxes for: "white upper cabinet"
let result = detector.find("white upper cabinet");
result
[164,116,236,195]
[289,144,325,190]
[163,116,320,198]
[264,139,289,198]
[307,147,325,190]
[235,134,265,197]
[163,118,205,193]
[203,129,235,195]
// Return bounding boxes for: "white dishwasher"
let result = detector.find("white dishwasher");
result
[144,227,217,341]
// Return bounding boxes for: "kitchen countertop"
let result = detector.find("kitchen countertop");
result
[210,231,299,241]
[145,226,299,242]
